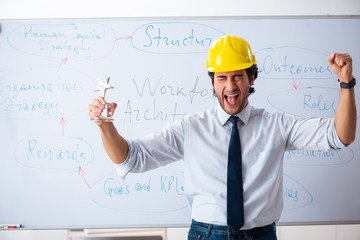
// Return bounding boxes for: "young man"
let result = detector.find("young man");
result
[88,35,356,240]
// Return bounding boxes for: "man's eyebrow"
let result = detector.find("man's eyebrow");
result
[215,73,245,78]
[215,75,227,78]
[233,74,245,77]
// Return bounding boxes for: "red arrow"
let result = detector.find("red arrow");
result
[59,117,66,136]
[292,79,301,90]
[115,35,132,41]
[78,166,92,189]
[59,58,68,67]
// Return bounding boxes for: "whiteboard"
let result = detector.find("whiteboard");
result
[0,17,359,229]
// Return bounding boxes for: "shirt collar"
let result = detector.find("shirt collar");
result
[217,103,251,126]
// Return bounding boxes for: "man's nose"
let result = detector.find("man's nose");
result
[226,79,237,90]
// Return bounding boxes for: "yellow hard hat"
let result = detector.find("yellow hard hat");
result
[206,35,256,72]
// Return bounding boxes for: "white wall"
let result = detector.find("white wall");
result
[0,0,360,19]
[0,0,359,239]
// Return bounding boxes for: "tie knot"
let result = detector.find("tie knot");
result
[229,116,238,126]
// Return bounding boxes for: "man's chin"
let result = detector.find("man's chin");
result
[221,101,247,115]
[223,106,241,116]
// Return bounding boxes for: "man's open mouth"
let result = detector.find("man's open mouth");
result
[225,94,239,106]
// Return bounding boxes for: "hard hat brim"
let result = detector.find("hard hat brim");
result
[206,62,255,72]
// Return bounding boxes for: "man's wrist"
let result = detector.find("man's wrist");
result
[338,77,356,89]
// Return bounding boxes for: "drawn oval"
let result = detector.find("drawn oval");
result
[255,47,334,80]
[131,22,225,54]
[15,135,94,169]
[283,174,313,210]
[284,147,354,166]
[0,66,92,120]
[7,23,116,60]
[267,86,360,118]
[90,170,188,213]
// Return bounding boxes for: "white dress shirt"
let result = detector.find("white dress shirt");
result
[114,103,344,229]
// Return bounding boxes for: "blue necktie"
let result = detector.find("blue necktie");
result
[227,116,244,230]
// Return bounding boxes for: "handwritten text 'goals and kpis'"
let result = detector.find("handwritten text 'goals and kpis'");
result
[90,171,188,213]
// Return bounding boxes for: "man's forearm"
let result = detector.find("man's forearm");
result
[98,122,129,164]
[335,86,357,145]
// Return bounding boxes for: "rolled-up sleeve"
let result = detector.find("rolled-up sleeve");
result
[286,117,345,151]
[326,119,346,149]
[113,140,138,178]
